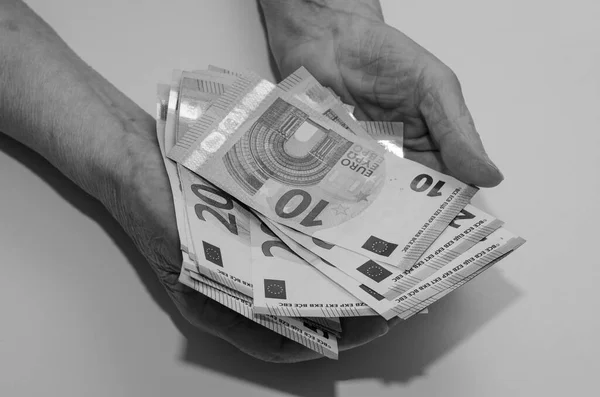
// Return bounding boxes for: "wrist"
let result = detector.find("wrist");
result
[260,0,383,74]
[0,9,148,208]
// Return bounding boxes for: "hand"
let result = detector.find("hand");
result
[269,12,504,187]
[259,0,503,354]
[109,100,393,363]
[0,0,392,362]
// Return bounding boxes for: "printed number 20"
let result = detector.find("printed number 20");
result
[260,223,295,257]
[191,184,238,235]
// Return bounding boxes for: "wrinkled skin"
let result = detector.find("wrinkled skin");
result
[1,0,501,364]
[106,109,396,364]
[273,17,503,187]
[104,76,394,365]
[103,16,502,364]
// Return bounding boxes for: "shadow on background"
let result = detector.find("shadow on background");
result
[1,132,521,397]
[179,268,520,397]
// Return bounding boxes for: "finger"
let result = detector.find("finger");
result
[167,281,322,363]
[339,316,389,351]
[352,104,371,122]
[387,316,402,328]
[404,149,450,175]
[418,66,504,187]
[403,126,438,151]
[220,314,322,363]
[173,280,391,361]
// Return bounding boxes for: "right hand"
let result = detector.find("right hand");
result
[268,8,503,188]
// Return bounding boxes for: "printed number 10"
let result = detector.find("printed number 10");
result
[410,174,445,197]
[275,189,329,227]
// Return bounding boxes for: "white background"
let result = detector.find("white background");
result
[1,1,598,396]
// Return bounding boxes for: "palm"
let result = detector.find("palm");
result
[115,111,392,362]
[332,23,448,172]
[278,19,501,186]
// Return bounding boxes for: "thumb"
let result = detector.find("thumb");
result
[418,67,504,187]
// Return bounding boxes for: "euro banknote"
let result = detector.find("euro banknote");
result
[168,72,478,268]
[156,66,525,360]
[159,88,339,356]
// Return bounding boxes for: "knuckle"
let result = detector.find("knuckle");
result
[420,56,460,88]
[438,64,461,88]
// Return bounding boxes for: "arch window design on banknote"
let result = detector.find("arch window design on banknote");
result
[223,98,353,195]
[216,95,390,232]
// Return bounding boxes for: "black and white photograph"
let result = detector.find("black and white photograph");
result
[0,1,596,396]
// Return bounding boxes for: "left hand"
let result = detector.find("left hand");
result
[269,13,504,188]
[102,91,394,364]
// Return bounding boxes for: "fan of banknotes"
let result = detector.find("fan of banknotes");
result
[155,66,525,359]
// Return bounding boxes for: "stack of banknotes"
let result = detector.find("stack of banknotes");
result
[155,66,525,359]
